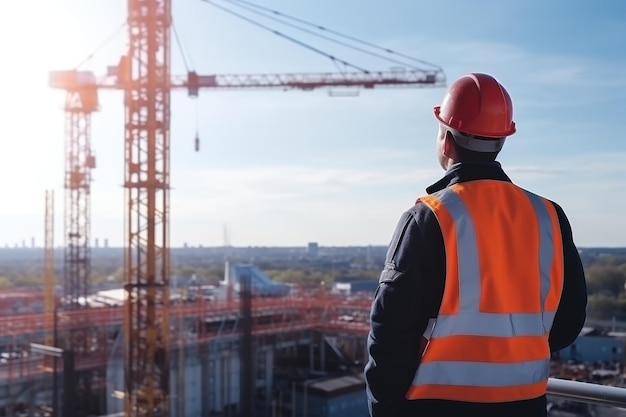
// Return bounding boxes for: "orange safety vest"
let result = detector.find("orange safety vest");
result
[405,180,564,403]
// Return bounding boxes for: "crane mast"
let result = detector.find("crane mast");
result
[64,89,96,310]
[124,1,171,416]
[64,87,98,364]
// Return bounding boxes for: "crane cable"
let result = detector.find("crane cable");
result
[224,0,438,69]
[199,0,371,73]
[213,0,436,72]
[173,21,196,73]
[172,19,201,151]
[73,21,127,70]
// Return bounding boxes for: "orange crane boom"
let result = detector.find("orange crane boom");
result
[50,67,444,93]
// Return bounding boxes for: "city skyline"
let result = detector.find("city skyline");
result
[1,0,625,248]
[3,237,625,251]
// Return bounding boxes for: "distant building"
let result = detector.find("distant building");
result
[222,262,290,297]
[554,327,625,364]
[292,374,367,417]
[308,242,319,258]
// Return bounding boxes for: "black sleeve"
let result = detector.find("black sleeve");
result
[548,202,588,352]
[364,207,445,417]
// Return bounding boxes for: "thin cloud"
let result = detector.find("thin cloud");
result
[529,66,587,86]
[558,152,626,175]
[506,152,626,181]
[172,164,439,217]
[394,37,626,90]
[507,166,568,174]
[186,165,438,194]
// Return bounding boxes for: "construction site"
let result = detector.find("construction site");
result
[0,0,446,416]
[0,264,375,417]
[6,1,625,417]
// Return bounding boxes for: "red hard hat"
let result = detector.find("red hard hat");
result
[434,73,516,138]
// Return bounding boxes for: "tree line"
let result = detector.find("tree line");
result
[1,250,625,321]
[582,254,626,319]
[0,254,382,290]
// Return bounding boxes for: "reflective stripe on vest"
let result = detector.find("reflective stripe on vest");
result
[406,180,564,403]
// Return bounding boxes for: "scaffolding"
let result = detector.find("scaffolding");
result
[0,291,369,383]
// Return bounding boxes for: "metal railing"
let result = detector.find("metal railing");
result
[547,378,626,408]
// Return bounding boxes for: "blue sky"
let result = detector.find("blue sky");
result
[0,0,624,248]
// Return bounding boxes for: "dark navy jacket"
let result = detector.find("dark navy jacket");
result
[364,161,587,417]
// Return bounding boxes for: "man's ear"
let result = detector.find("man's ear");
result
[443,131,454,158]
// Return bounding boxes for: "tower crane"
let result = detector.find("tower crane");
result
[49,1,445,416]
[47,72,100,413]
[63,81,98,359]
[63,85,97,314]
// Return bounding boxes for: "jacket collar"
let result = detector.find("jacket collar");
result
[426,161,512,194]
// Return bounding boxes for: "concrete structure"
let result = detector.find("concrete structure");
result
[107,335,282,416]
[0,281,371,416]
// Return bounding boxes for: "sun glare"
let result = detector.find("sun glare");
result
[0,2,84,214]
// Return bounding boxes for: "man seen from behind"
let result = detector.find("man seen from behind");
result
[364,73,588,417]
